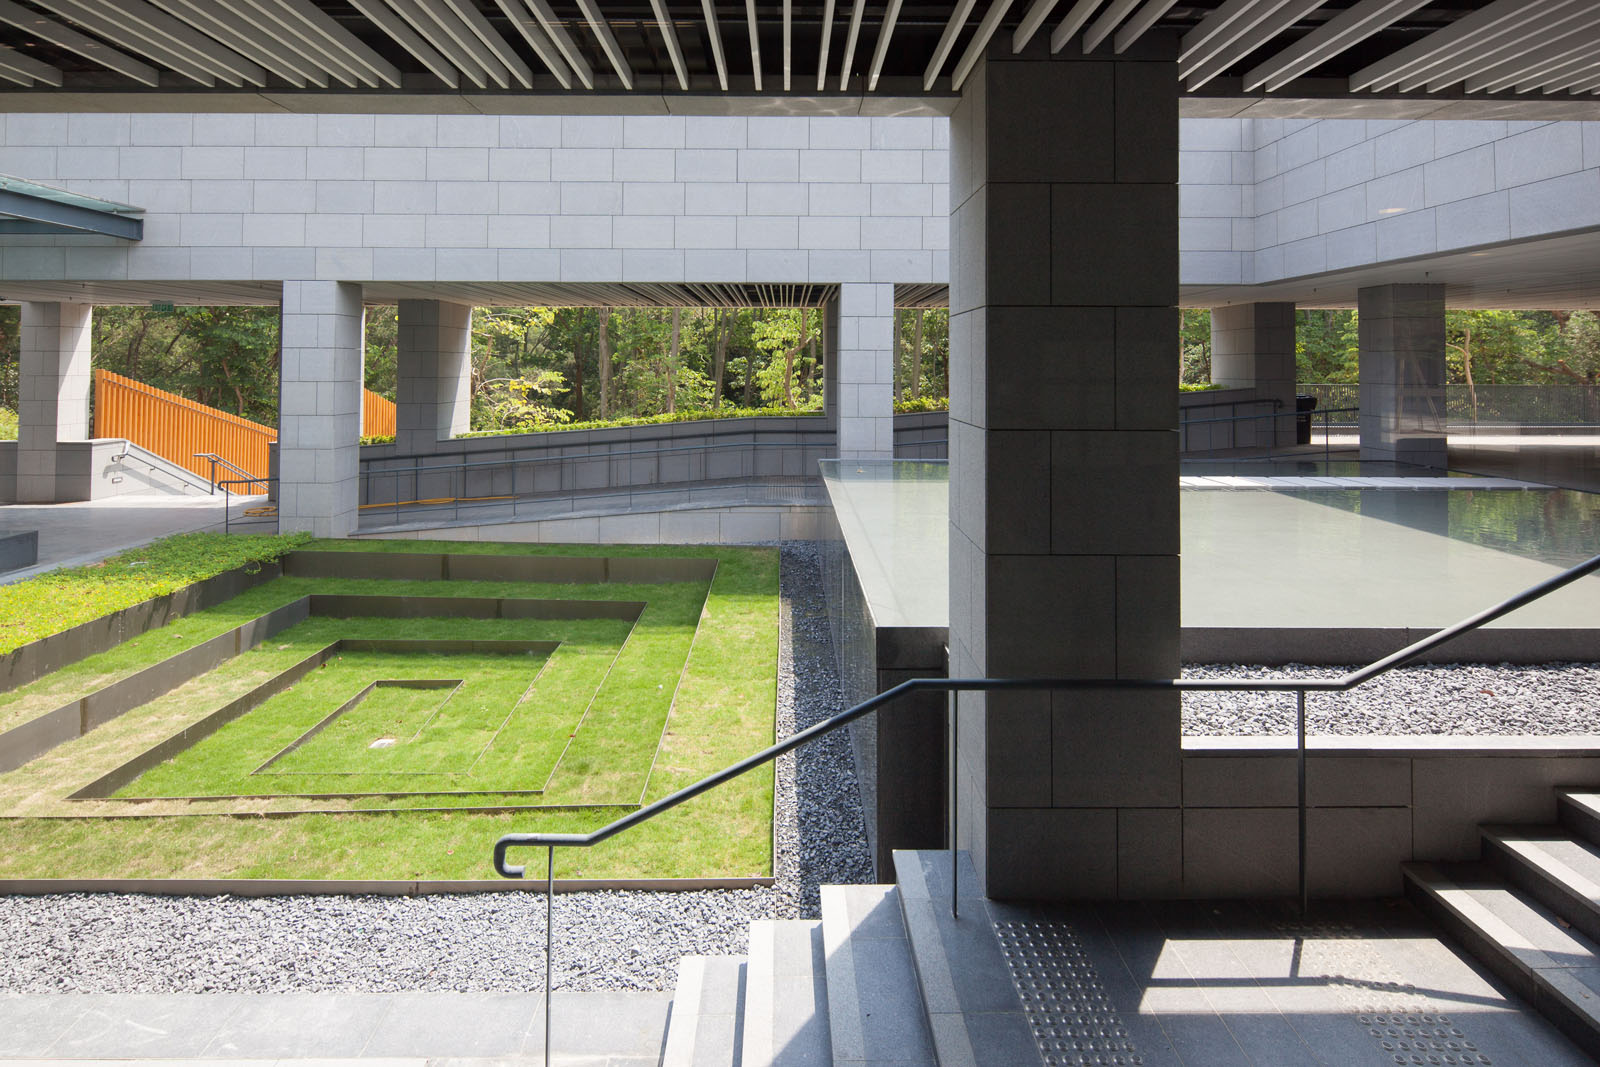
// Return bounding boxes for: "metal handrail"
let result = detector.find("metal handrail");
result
[494,550,1600,1064]
[218,476,278,534]
[194,452,270,494]
[358,438,833,528]
[1181,405,1358,462]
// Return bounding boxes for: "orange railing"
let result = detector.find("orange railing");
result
[93,369,399,483]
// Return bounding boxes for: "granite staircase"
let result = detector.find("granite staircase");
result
[660,851,1043,1067]
[1405,791,1600,1060]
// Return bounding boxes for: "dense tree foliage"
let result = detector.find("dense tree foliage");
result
[1179,307,1600,387]
[0,303,949,437]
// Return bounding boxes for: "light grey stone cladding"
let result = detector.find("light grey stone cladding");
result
[0,114,949,286]
[17,301,90,504]
[278,280,363,536]
[1180,117,1600,288]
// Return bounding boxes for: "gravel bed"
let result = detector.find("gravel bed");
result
[0,541,872,994]
[1184,662,1600,736]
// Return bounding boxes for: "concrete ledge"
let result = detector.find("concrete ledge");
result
[0,560,284,694]
[0,529,38,573]
[1182,626,1600,665]
[284,549,717,584]
[0,876,774,896]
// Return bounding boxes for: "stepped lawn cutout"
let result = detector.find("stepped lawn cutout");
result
[0,541,779,882]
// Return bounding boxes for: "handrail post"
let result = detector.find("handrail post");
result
[949,686,958,920]
[545,845,554,1067]
[1297,688,1307,916]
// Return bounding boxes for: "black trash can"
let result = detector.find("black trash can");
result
[1295,394,1318,445]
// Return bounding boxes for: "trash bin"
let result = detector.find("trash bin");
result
[1295,394,1318,445]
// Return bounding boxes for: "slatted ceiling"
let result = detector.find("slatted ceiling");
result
[362,280,840,307]
[4,1,1600,102]
[0,42,59,85]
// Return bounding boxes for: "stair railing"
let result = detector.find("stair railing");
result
[194,452,270,494]
[495,550,1600,1066]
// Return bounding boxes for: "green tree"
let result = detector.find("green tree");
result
[1295,309,1359,383]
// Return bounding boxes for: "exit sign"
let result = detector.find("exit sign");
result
[151,301,175,313]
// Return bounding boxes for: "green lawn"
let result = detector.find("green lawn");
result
[0,539,780,882]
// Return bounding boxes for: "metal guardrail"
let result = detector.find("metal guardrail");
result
[219,476,277,534]
[494,549,1600,1065]
[1181,405,1358,461]
[358,439,833,528]
[195,452,269,494]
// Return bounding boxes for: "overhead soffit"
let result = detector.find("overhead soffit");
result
[0,279,950,308]
[0,2,1596,118]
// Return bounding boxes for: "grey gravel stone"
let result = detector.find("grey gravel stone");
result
[0,542,872,994]
[1184,661,1600,736]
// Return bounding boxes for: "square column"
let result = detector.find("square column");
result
[834,283,895,461]
[1358,284,1446,469]
[949,39,1181,899]
[395,299,473,454]
[279,281,364,536]
[1211,302,1297,444]
[17,302,91,503]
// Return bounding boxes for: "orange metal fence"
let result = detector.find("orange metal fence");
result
[363,389,396,438]
[93,368,277,482]
[93,369,399,484]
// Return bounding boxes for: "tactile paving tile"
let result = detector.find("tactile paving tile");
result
[994,919,1143,1067]
[1271,920,1493,1067]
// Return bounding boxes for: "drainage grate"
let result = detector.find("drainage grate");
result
[994,919,1142,1067]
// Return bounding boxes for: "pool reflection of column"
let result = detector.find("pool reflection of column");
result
[1359,283,1447,470]
[948,38,1182,899]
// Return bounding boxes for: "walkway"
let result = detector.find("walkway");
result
[0,991,669,1066]
[0,495,252,584]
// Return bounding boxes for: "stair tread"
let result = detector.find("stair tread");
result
[1407,860,1600,1056]
[662,955,748,1067]
[1485,826,1600,914]
[1406,861,1597,972]
[743,919,829,1067]
[892,850,1046,1067]
[820,884,937,1067]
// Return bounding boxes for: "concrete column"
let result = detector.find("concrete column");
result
[279,281,364,536]
[949,38,1181,899]
[17,302,91,503]
[395,299,473,454]
[836,282,895,461]
[1358,283,1447,469]
[1211,302,1297,444]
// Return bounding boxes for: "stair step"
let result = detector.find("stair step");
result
[892,850,1044,1067]
[1484,826,1600,945]
[1404,861,1600,1060]
[820,884,937,1067]
[662,955,748,1067]
[1559,793,1600,848]
[742,919,829,1067]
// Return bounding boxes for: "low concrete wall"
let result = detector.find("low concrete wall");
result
[893,410,947,459]
[360,416,834,507]
[1181,737,1600,898]
[0,530,38,573]
[356,504,827,544]
[820,492,948,879]
[1179,387,1280,453]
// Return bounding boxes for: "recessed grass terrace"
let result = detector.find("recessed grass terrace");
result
[0,540,779,882]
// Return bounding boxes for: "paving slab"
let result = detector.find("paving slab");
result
[0,992,670,1067]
